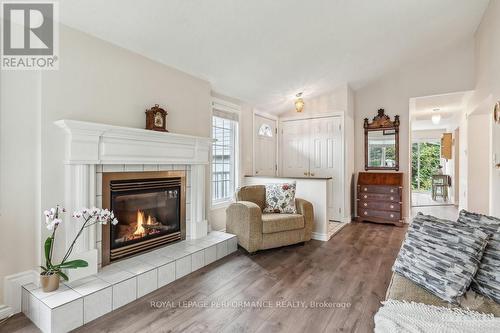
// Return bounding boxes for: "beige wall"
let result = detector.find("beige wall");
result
[279,85,349,118]
[412,129,446,140]
[0,71,42,304]
[355,39,476,220]
[1,25,214,303]
[468,0,500,217]
[467,114,491,214]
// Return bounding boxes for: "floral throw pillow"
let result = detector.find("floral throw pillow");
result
[263,182,297,214]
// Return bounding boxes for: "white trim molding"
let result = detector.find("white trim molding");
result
[279,111,345,122]
[54,120,212,281]
[0,305,13,321]
[311,232,329,242]
[212,97,241,114]
[4,270,38,314]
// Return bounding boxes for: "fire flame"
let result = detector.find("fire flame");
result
[132,210,153,237]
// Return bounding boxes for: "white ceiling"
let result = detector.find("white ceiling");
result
[59,0,489,112]
[411,91,471,130]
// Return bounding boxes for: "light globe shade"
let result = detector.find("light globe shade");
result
[431,114,441,124]
[295,98,304,112]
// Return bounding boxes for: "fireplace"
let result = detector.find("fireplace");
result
[101,171,186,266]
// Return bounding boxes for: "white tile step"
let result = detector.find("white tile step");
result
[22,231,237,333]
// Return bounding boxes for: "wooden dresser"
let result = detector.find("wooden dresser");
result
[356,172,403,226]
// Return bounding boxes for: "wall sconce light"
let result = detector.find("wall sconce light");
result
[295,92,304,113]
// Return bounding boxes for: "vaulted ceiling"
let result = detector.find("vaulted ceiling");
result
[60,0,489,112]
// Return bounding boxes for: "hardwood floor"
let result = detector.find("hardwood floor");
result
[1,223,407,333]
[411,204,459,221]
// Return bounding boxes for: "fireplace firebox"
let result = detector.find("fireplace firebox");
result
[102,171,186,266]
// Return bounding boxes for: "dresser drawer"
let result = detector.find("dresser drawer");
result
[357,192,400,202]
[357,200,400,211]
[358,209,401,221]
[358,185,400,195]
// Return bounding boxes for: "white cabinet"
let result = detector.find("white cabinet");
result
[281,119,310,177]
[280,116,344,221]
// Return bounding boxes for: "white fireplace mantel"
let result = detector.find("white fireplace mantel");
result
[55,120,212,281]
[55,120,212,165]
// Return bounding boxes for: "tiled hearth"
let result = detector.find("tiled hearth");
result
[22,232,237,333]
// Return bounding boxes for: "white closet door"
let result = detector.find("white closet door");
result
[281,119,310,177]
[309,117,343,221]
[254,114,277,176]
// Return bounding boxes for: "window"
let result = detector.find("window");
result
[212,116,237,204]
[411,140,441,191]
[258,124,273,137]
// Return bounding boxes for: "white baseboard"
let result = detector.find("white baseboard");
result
[0,305,13,321]
[4,270,38,314]
[312,232,329,241]
[341,215,352,223]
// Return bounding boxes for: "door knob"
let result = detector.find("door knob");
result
[310,172,315,176]
[304,172,308,176]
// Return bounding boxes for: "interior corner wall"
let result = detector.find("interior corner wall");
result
[278,84,349,118]
[345,86,355,219]
[0,71,42,303]
[466,114,491,214]
[458,111,469,211]
[469,0,500,218]
[354,38,476,220]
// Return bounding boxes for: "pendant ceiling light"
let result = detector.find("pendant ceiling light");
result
[295,92,304,113]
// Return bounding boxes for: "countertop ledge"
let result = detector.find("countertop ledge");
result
[244,175,333,180]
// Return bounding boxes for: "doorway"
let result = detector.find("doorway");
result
[253,113,277,176]
[411,139,448,206]
[409,91,468,209]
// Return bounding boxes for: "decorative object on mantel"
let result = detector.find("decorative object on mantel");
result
[145,104,168,132]
[364,108,400,171]
[295,92,304,112]
[494,101,500,124]
[41,206,118,292]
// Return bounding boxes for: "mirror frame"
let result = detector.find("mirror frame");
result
[364,108,400,171]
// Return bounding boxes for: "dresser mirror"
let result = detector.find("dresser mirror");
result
[364,109,400,171]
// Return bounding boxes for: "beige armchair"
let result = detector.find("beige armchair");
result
[226,185,314,253]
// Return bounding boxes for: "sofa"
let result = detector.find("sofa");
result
[226,185,314,253]
[385,272,500,316]
[385,210,500,316]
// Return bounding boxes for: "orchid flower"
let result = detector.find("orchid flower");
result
[41,205,118,280]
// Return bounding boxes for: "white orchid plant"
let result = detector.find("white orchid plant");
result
[42,205,118,280]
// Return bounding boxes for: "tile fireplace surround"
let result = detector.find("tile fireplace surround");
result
[53,119,214,281]
[9,120,239,332]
